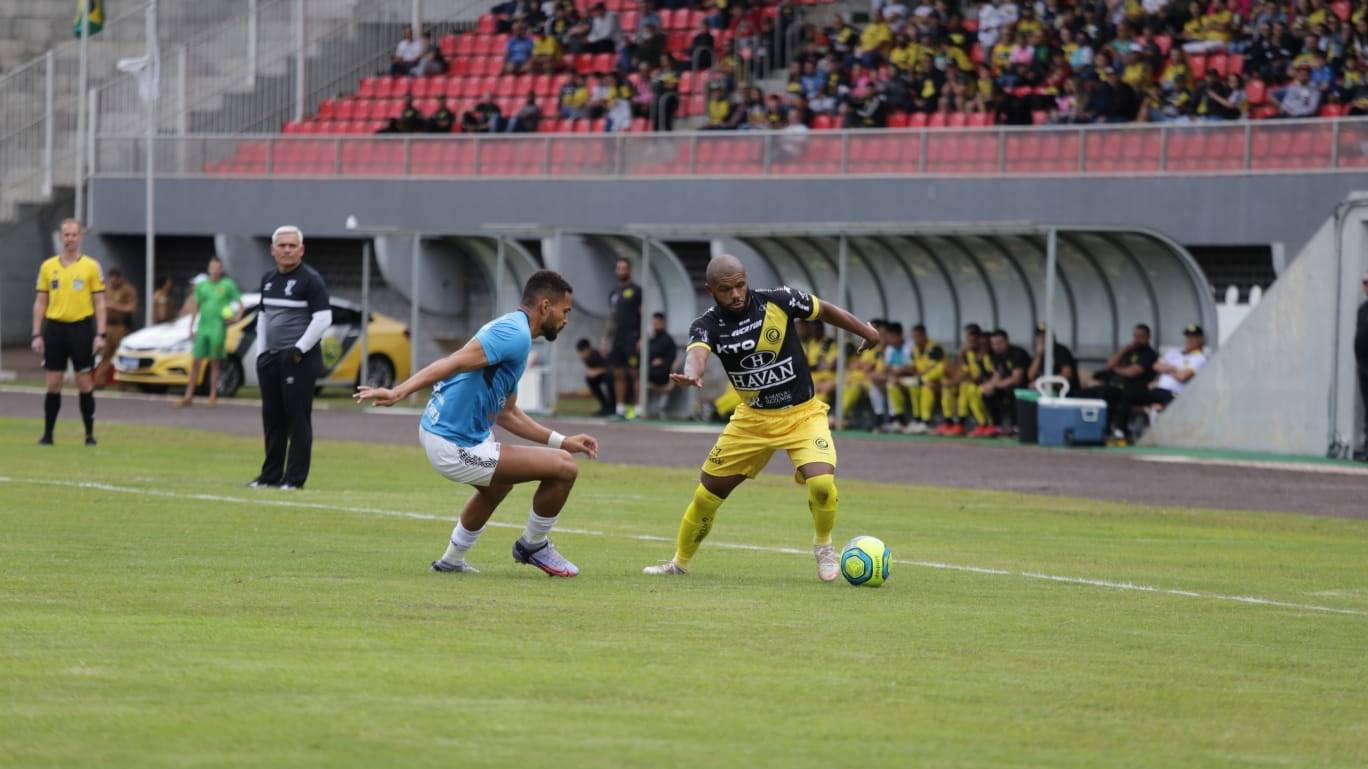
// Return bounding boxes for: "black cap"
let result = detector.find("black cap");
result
[1183,324,1204,336]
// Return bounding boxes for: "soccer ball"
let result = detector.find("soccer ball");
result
[221,304,236,320]
[840,536,890,587]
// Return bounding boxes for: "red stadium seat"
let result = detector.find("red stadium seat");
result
[357,76,382,98]
[1245,78,1267,106]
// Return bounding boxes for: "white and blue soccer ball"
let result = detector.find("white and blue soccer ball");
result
[840,536,890,587]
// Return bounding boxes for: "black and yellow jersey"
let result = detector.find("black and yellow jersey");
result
[803,336,836,371]
[960,346,989,383]
[687,287,822,409]
[912,340,946,379]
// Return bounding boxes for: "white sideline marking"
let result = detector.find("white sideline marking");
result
[1,475,1362,617]
[1134,453,1368,477]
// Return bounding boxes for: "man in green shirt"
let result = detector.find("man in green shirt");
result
[178,257,241,407]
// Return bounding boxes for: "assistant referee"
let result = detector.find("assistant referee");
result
[31,218,107,446]
[248,226,332,490]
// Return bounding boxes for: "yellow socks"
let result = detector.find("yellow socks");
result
[806,474,838,546]
[673,484,724,568]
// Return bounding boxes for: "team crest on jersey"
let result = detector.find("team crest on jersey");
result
[284,279,296,296]
[623,288,634,299]
[73,279,85,291]
[263,281,272,291]
[815,437,830,450]
[765,328,781,343]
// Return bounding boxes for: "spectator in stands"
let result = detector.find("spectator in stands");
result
[462,91,503,132]
[826,14,859,65]
[576,338,615,417]
[980,329,1031,435]
[690,20,716,70]
[1116,324,1207,439]
[584,3,624,55]
[559,73,590,118]
[1273,63,1323,116]
[507,91,543,132]
[531,30,564,73]
[413,31,447,76]
[646,312,677,418]
[397,96,423,132]
[776,107,811,160]
[1027,324,1080,395]
[505,22,536,74]
[391,25,426,76]
[703,83,735,128]
[1104,67,1141,121]
[636,24,667,69]
[587,72,615,118]
[857,13,894,67]
[428,96,455,133]
[636,1,662,37]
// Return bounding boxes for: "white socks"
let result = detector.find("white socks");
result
[521,510,558,545]
[442,521,483,564]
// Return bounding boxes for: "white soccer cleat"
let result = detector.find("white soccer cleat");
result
[814,544,839,582]
[431,558,479,573]
[901,421,928,435]
[643,560,688,576]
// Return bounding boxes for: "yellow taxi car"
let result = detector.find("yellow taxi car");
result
[112,293,411,397]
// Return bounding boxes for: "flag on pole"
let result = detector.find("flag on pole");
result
[74,0,104,37]
[116,27,160,104]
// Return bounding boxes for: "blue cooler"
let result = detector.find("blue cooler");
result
[1037,396,1109,447]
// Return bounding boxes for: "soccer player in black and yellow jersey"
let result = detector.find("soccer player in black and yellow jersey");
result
[643,255,880,581]
[31,219,107,445]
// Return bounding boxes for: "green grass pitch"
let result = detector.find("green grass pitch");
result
[2,418,1366,768]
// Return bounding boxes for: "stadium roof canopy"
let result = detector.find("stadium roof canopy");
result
[608,222,1219,359]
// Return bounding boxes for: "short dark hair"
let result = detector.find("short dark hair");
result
[652,311,666,321]
[575,338,592,351]
[1135,323,1152,335]
[990,329,1009,340]
[106,267,122,277]
[964,323,982,335]
[887,322,904,335]
[911,323,927,334]
[522,270,573,305]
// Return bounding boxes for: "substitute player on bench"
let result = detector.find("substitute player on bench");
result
[643,254,880,581]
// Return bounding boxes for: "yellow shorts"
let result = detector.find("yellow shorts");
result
[701,398,837,481]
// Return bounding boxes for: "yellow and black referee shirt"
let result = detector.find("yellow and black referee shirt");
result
[36,254,105,322]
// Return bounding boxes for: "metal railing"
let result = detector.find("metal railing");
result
[0,0,261,220]
[91,117,1368,179]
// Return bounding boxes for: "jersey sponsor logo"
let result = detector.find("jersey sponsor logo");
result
[815,437,830,450]
[728,357,796,390]
[284,279,297,296]
[732,317,762,335]
[717,338,757,355]
[740,350,777,370]
[457,447,498,469]
[50,279,59,291]
[263,281,272,292]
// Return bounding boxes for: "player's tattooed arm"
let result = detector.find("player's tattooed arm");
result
[816,301,880,352]
[354,337,490,407]
[670,344,711,388]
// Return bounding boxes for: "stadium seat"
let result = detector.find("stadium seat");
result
[906,112,928,128]
[1189,55,1207,80]
[887,112,910,128]
[331,100,358,121]
[1206,54,1228,77]
[357,76,382,98]
[927,112,948,128]
[477,14,498,33]
[813,115,836,130]
[1245,78,1267,106]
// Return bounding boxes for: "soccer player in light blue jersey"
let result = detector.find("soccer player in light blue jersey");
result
[355,271,598,577]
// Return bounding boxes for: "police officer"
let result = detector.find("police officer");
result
[249,226,332,489]
[31,219,106,446]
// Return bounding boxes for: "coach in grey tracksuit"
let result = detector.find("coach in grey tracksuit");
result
[249,226,331,489]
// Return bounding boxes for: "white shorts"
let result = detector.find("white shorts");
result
[420,428,501,487]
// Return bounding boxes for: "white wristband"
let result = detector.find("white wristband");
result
[547,431,566,449]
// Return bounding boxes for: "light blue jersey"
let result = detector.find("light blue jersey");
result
[420,310,532,447]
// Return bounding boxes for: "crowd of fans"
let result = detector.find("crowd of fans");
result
[367,0,1367,134]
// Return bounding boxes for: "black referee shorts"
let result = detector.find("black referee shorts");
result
[607,337,639,369]
[43,317,96,373]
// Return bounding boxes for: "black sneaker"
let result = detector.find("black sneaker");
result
[38,435,53,445]
[84,435,97,446]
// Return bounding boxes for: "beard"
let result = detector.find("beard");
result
[541,323,560,341]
